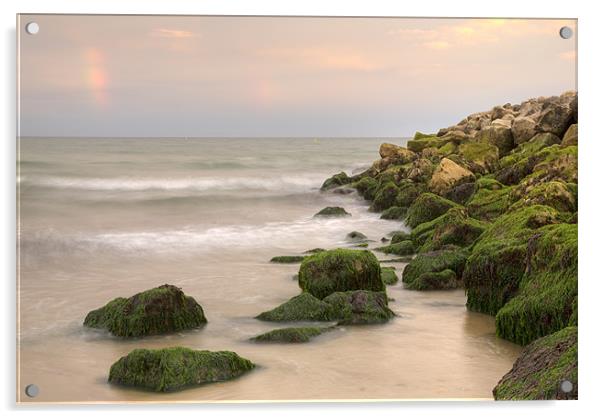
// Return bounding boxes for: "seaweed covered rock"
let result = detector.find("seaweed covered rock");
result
[370,181,400,211]
[390,231,412,244]
[321,172,351,191]
[407,133,449,153]
[83,284,206,337]
[395,181,426,208]
[406,158,436,183]
[463,205,562,315]
[411,207,487,252]
[495,223,577,345]
[402,249,468,290]
[108,347,254,392]
[380,267,398,285]
[354,176,379,200]
[428,158,475,196]
[378,143,417,165]
[466,177,513,221]
[270,255,306,263]
[346,231,368,242]
[304,248,326,254]
[498,133,561,175]
[323,290,394,325]
[375,240,415,256]
[314,206,350,217]
[298,249,383,299]
[251,326,330,343]
[457,142,499,174]
[508,181,577,214]
[256,292,332,322]
[405,193,459,228]
[561,123,577,148]
[493,327,577,400]
[476,124,515,157]
[380,206,407,220]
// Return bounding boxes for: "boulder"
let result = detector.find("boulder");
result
[83,284,206,337]
[251,326,331,343]
[511,116,538,144]
[380,206,407,220]
[314,206,350,217]
[378,143,417,164]
[256,292,332,322]
[405,192,459,228]
[561,123,577,147]
[108,347,254,392]
[428,158,476,196]
[466,177,514,221]
[374,240,415,256]
[458,142,499,174]
[509,181,577,213]
[320,172,351,191]
[370,181,400,211]
[536,100,574,137]
[270,255,306,263]
[493,327,577,400]
[298,249,383,299]
[406,158,436,183]
[346,231,368,242]
[380,267,398,285]
[402,249,468,290]
[323,290,394,325]
[395,181,426,207]
[476,125,515,157]
[445,182,476,205]
[354,176,378,200]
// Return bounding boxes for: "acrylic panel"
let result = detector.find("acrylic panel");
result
[17,14,578,403]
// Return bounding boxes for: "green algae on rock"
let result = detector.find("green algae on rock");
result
[251,326,331,343]
[380,206,407,220]
[270,255,306,263]
[402,249,468,290]
[323,290,395,325]
[256,292,333,322]
[314,206,350,217]
[380,266,399,285]
[321,171,351,191]
[353,176,379,200]
[346,231,368,242]
[84,284,206,338]
[466,177,514,221]
[108,347,254,392]
[374,240,415,256]
[298,249,383,299]
[405,192,459,228]
[370,181,400,212]
[304,248,326,254]
[493,327,577,400]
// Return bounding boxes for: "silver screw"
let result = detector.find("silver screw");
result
[25,384,39,398]
[559,26,573,40]
[560,380,573,393]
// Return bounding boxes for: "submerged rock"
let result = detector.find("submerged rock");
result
[314,206,350,217]
[83,284,206,338]
[374,240,415,256]
[270,255,306,263]
[256,293,332,322]
[493,327,577,400]
[323,290,395,325]
[251,326,332,343]
[298,249,383,299]
[346,231,368,242]
[304,248,326,254]
[321,172,351,191]
[108,347,254,392]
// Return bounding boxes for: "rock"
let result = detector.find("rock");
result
[407,134,449,153]
[493,326,577,400]
[511,116,538,144]
[378,143,417,164]
[375,240,415,256]
[395,181,426,207]
[458,142,499,174]
[405,192,459,228]
[323,290,394,325]
[380,237,389,243]
[537,100,574,137]
[476,125,515,157]
[466,177,514,221]
[370,181,400,211]
[402,249,468,290]
[561,123,577,147]
[428,157,475,196]
[314,206,350,217]
[332,187,355,195]
[380,267,398,285]
[354,177,379,200]
[321,172,351,191]
[509,181,576,213]
[380,206,407,220]
[83,284,206,338]
[108,347,254,392]
[390,231,411,244]
[410,207,486,252]
[445,182,476,205]
[270,255,306,263]
[251,326,331,343]
[346,231,368,242]
[298,249,384,299]
[304,248,326,254]
[406,158,436,183]
[256,293,332,322]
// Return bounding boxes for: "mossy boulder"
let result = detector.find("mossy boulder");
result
[466,177,513,221]
[314,206,350,217]
[323,290,394,325]
[509,181,576,214]
[378,143,417,164]
[256,292,332,322]
[444,182,476,205]
[493,327,577,400]
[346,231,368,242]
[251,326,330,343]
[270,255,306,263]
[354,176,379,200]
[321,172,351,191]
[108,347,254,392]
[298,249,383,299]
[428,158,475,196]
[407,133,450,153]
[380,267,398,285]
[498,133,561,171]
[402,249,468,290]
[83,284,206,338]
[390,231,412,244]
[406,158,436,183]
[410,207,487,252]
[405,193,459,228]
[463,205,562,315]
[304,248,326,254]
[495,223,577,345]
[561,123,577,148]
[458,142,499,174]
[395,181,426,208]
[375,240,415,256]
[380,206,407,220]
[476,125,515,157]
[370,181,400,211]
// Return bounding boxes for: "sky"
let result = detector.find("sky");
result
[18,15,577,138]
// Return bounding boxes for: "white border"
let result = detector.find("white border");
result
[2,0,600,418]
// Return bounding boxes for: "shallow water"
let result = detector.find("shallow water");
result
[17,137,521,402]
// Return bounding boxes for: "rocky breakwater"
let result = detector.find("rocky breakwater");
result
[320,91,578,400]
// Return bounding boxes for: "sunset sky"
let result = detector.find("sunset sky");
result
[18,15,577,137]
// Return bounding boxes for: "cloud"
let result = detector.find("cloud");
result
[423,40,450,50]
[150,28,197,39]
[258,46,386,72]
